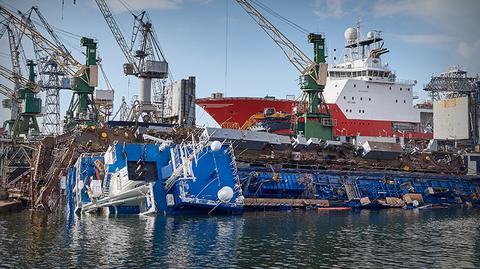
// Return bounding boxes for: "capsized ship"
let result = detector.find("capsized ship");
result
[196,24,433,140]
[65,135,244,216]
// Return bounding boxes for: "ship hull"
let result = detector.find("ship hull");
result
[196,97,432,139]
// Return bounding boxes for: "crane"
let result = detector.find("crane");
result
[235,0,333,140]
[20,6,73,135]
[0,4,99,130]
[0,61,42,138]
[94,0,168,122]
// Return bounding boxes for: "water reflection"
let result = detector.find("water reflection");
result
[1,209,479,268]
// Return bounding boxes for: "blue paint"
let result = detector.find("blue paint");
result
[240,167,480,206]
[66,142,244,215]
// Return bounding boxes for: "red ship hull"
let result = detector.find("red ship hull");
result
[196,97,432,140]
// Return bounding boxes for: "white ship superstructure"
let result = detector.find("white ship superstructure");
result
[323,23,432,139]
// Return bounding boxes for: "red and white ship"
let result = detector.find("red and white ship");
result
[197,24,433,140]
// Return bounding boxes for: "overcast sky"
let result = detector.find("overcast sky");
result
[1,0,479,129]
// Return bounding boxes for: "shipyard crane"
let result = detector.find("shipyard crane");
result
[19,6,73,135]
[94,0,168,123]
[235,0,333,140]
[1,22,23,135]
[0,4,99,130]
[0,61,42,138]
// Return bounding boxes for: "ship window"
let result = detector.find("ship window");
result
[362,71,366,76]
[359,110,361,113]
[343,96,346,99]
[354,84,356,88]
[396,99,398,103]
[367,85,370,89]
[400,87,403,91]
[352,97,354,100]
[369,98,371,101]
[407,88,410,91]
[335,84,337,87]
[389,86,392,90]
[362,110,365,113]
[404,100,406,103]
[360,97,363,101]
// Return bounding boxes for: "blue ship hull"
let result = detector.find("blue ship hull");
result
[66,141,244,216]
[239,165,480,209]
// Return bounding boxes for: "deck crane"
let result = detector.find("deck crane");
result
[235,0,333,140]
[0,61,42,139]
[0,4,99,130]
[94,0,168,122]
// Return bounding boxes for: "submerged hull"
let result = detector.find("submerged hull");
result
[66,141,244,216]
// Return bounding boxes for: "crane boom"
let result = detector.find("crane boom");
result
[235,0,333,140]
[30,6,72,60]
[235,0,325,86]
[0,64,39,93]
[94,0,138,71]
[0,5,81,77]
[0,83,15,99]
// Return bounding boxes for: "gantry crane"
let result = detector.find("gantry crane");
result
[0,5,99,130]
[94,0,168,122]
[20,6,73,135]
[235,0,333,140]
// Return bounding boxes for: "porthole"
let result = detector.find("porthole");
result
[367,85,370,89]
[369,98,371,101]
[389,86,392,90]
[404,100,406,103]
[396,99,398,103]
[360,97,363,101]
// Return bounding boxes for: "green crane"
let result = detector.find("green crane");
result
[0,5,99,130]
[0,61,42,139]
[64,37,99,129]
[236,0,333,140]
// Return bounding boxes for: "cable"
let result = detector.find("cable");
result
[224,0,229,96]
[250,0,310,35]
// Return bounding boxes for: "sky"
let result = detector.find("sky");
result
[1,0,479,130]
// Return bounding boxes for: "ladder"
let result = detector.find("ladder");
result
[344,179,361,200]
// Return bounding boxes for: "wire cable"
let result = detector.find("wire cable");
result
[224,0,229,96]
[250,0,310,35]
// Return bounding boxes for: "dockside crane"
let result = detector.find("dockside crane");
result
[0,61,42,139]
[94,0,168,123]
[0,5,99,130]
[20,6,74,135]
[235,0,333,140]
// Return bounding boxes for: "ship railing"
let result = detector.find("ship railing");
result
[164,135,210,191]
[226,144,243,194]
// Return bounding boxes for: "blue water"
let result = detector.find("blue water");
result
[1,208,480,268]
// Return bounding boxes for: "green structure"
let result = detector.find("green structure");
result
[295,33,333,140]
[11,60,42,139]
[64,37,99,129]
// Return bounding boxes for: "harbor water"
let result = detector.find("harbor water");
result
[1,209,480,268]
